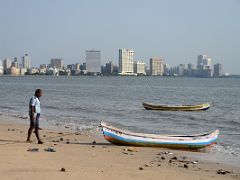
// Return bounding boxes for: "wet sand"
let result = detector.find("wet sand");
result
[0,116,239,180]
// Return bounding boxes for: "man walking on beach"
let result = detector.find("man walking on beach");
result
[26,89,44,144]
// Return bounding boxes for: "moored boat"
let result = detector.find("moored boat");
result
[142,102,211,111]
[101,121,219,149]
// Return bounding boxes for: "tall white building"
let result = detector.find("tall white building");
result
[86,50,101,74]
[133,61,146,75]
[119,49,134,75]
[0,61,3,75]
[150,58,164,76]
[22,53,31,69]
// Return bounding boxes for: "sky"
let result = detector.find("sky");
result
[0,0,240,74]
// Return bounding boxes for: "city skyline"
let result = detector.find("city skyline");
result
[0,51,227,78]
[0,0,239,74]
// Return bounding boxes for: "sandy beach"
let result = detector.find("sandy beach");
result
[0,116,239,180]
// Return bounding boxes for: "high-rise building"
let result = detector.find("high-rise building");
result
[105,61,114,75]
[150,58,164,76]
[22,53,31,69]
[119,49,134,75]
[12,57,19,68]
[86,50,101,74]
[3,58,12,74]
[51,58,64,69]
[133,61,146,75]
[213,64,223,77]
[197,55,213,77]
[197,55,208,66]
[0,61,3,75]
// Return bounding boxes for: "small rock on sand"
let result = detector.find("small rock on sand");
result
[60,168,66,172]
[139,167,144,170]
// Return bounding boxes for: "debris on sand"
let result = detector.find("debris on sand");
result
[92,140,96,144]
[217,169,231,175]
[191,161,198,164]
[123,147,138,152]
[184,164,188,169]
[27,148,39,152]
[44,147,56,152]
[139,167,144,170]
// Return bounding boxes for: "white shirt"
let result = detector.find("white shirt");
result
[29,96,41,114]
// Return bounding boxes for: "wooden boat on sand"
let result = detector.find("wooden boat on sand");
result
[101,122,219,149]
[142,102,211,111]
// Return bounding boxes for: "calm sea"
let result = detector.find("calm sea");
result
[0,76,240,161]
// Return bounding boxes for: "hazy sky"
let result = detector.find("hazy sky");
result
[0,0,240,73]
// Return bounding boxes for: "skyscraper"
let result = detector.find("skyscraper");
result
[150,58,164,76]
[0,61,3,75]
[119,49,134,75]
[51,58,64,69]
[197,55,212,77]
[22,53,31,69]
[86,50,101,74]
[3,58,12,74]
[213,64,223,77]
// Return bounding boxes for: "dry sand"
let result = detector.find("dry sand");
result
[0,117,239,180]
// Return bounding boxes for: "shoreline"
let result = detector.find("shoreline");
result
[1,113,240,167]
[0,116,240,179]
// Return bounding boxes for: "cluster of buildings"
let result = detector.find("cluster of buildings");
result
[0,50,225,78]
[0,54,31,76]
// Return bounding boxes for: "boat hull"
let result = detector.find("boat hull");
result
[142,102,211,111]
[101,122,219,149]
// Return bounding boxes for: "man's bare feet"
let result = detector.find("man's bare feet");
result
[38,140,44,144]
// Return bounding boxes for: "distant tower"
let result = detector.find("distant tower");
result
[213,64,223,77]
[119,49,134,75]
[50,58,64,69]
[0,61,3,75]
[86,50,101,74]
[150,58,164,76]
[22,53,31,69]
[197,54,213,78]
